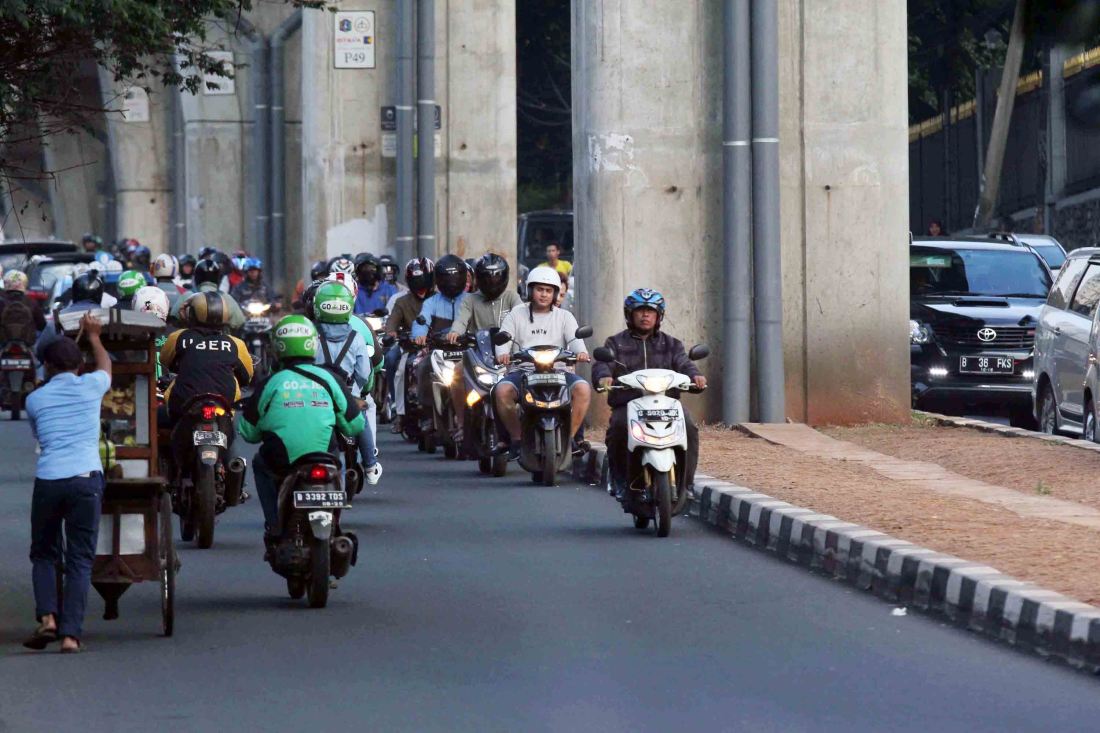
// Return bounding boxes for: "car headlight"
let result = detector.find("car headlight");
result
[532,348,561,366]
[909,319,933,345]
[638,374,673,394]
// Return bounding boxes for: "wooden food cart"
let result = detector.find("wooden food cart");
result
[60,307,176,636]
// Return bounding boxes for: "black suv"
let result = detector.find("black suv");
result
[909,236,1052,427]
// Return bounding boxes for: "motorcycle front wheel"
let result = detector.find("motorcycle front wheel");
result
[540,429,557,486]
[654,471,673,538]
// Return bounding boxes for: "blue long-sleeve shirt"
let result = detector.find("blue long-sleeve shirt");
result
[411,292,468,339]
[354,282,399,315]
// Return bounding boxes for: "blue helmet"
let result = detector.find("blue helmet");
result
[623,288,666,327]
[244,257,263,271]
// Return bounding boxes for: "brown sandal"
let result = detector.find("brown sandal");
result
[59,638,83,654]
[22,625,57,650]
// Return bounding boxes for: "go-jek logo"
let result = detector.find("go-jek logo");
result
[320,300,351,314]
[276,323,314,338]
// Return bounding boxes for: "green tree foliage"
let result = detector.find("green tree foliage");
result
[0,0,323,167]
[516,0,571,212]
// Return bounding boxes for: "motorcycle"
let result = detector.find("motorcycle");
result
[458,330,507,476]
[387,329,427,446]
[164,394,247,549]
[242,300,275,381]
[340,424,364,498]
[493,326,593,485]
[0,341,35,420]
[363,309,392,424]
[424,333,466,459]
[593,344,709,538]
[268,452,356,608]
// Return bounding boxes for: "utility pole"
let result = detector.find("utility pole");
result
[974,0,1027,229]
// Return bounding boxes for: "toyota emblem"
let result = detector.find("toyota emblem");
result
[977,327,997,342]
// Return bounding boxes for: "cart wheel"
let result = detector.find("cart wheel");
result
[287,577,305,599]
[492,454,508,477]
[159,493,176,637]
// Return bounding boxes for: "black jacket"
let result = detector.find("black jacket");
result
[592,329,700,409]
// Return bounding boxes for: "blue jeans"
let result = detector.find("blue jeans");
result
[29,472,104,640]
[384,345,401,404]
[357,396,377,468]
[253,453,280,531]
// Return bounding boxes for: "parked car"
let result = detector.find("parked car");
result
[23,253,95,313]
[0,240,78,275]
[1010,233,1068,274]
[1034,247,1100,435]
[910,236,1052,427]
[517,210,573,271]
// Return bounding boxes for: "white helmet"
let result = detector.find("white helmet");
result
[329,257,355,277]
[133,285,170,322]
[327,271,359,298]
[152,253,178,279]
[526,265,561,297]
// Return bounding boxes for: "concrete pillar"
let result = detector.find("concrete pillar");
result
[41,124,110,243]
[101,76,172,252]
[777,0,909,424]
[443,0,518,264]
[572,0,724,421]
[0,132,55,241]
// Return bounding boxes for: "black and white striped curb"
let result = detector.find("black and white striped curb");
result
[915,410,1100,455]
[571,443,1100,672]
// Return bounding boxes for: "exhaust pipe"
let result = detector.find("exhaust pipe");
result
[225,457,248,506]
[330,535,354,579]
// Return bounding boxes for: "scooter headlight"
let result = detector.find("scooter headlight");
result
[366,316,383,331]
[466,390,482,407]
[638,374,673,394]
[532,348,561,366]
[246,301,271,317]
[441,364,456,385]
[476,371,497,386]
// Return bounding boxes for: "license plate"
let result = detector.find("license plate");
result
[442,349,465,361]
[193,430,227,448]
[959,355,1015,375]
[638,408,680,421]
[293,490,347,509]
[247,317,270,327]
[527,372,566,386]
[0,358,31,370]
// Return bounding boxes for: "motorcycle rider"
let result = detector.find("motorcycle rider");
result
[378,255,403,291]
[238,315,365,542]
[312,282,383,485]
[385,257,434,433]
[493,266,591,460]
[188,258,246,330]
[411,254,468,437]
[231,257,274,304]
[178,254,197,291]
[445,253,522,441]
[158,289,253,437]
[80,233,104,256]
[353,253,398,315]
[0,270,46,335]
[34,271,107,360]
[151,254,186,315]
[593,289,706,497]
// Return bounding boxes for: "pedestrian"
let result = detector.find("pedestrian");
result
[23,311,112,653]
[541,242,573,278]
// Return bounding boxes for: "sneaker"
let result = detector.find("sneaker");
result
[390,416,403,434]
[507,443,521,461]
[365,462,383,485]
[571,439,591,458]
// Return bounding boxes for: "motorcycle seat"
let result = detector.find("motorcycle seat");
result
[292,452,340,468]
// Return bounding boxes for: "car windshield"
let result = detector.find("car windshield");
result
[1030,244,1066,269]
[0,253,25,273]
[910,246,1051,298]
[30,262,81,292]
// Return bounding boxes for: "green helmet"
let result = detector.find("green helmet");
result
[272,314,318,360]
[313,281,355,324]
[117,269,145,298]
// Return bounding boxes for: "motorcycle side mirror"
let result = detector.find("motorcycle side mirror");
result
[592,347,616,364]
[372,308,388,317]
[688,344,710,361]
[574,325,593,340]
[415,315,427,326]
[491,330,512,346]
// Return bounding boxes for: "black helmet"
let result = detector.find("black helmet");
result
[378,254,398,283]
[474,254,509,300]
[404,257,435,295]
[309,259,328,282]
[71,271,104,304]
[178,254,197,274]
[301,278,326,315]
[434,254,467,299]
[187,290,233,328]
[193,258,223,287]
[354,253,381,287]
[198,246,218,261]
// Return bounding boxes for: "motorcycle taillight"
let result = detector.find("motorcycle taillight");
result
[308,465,330,482]
[6,344,24,356]
[201,405,217,421]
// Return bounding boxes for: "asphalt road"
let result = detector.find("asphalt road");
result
[1,418,1098,732]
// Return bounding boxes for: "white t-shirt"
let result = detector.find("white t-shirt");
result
[496,303,588,359]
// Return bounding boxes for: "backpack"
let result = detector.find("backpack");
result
[317,332,358,388]
[0,297,36,344]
